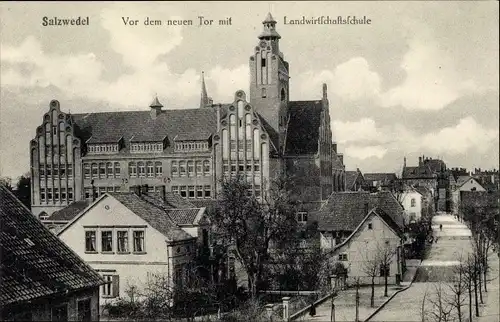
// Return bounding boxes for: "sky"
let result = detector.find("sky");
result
[1,1,499,181]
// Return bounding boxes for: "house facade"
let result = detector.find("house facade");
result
[56,189,208,305]
[313,191,406,285]
[451,176,486,215]
[29,13,345,218]
[399,189,423,223]
[0,185,104,321]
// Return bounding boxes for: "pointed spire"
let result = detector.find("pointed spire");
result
[263,12,276,24]
[200,71,209,108]
[259,12,281,40]
[149,94,163,108]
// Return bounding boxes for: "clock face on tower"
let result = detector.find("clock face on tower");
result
[259,40,267,48]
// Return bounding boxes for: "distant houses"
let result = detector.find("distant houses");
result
[55,185,210,306]
[0,185,104,321]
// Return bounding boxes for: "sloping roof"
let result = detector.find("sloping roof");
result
[256,113,279,154]
[46,200,90,222]
[111,193,195,241]
[364,173,397,182]
[402,165,435,179]
[315,191,405,232]
[456,176,472,186]
[285,100,323,155]
[71,108,217,153]
[332,151,344,169]
[0,186,104,307]
[345,171,360,190]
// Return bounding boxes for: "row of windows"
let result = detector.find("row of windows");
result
[174,142,209,152]
[171,160,211,177]
[84,162,121,179]
[84,186,121,200]
[172,185,212,199]
[130,142,164,153]
[223,160,260,173]
[88,144,119,154]
[230,139,253,152]
[85,229,145,253]
[129,161,163,178]
[39,164,73,178]
[40,187,74,202]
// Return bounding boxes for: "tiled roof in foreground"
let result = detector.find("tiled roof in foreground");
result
[0,186,104,307]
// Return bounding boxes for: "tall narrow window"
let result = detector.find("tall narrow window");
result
[196,161,202,176]
[261,87,267,98]
[99,162,106,178]
[84,163,90,179]
[204,185,211,198]
[196,185,203,198]
[67,164,73,178]
[101,231,113,252]
[106,162,113,178]
[155,162,162,177]
[91,163,98,178]
[171,161,178,176]
[187,161,194,176]
[188,185,195,199]
[61,187,66,200]
[68,187,73,201]
[133,231,145,252]
[147,161,154,177]
[129,162,137,177]
[172,186,179,195]
[179,161,186,176]
[85,231,97,252]
[40,188,46,202]
[138,162,146,177]
[180,186,187,198]
[117,231,129,253]
[114,162,120,178]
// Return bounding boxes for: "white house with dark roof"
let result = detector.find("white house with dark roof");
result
[399,188,423,223]
[29,13,345,218]
[451,176,486,215]
[56,186,209,305]
[314,191,406,285]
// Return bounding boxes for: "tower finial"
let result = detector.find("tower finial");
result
[200,71,209,108]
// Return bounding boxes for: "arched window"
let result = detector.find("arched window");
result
[281,88,286,101]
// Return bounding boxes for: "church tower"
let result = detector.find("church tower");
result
[249,13,290,154]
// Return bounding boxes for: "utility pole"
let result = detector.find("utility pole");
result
[355,280,360,322]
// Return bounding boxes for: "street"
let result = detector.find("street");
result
[370,213,499,322]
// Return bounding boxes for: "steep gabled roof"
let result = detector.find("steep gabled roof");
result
[315,191,405,232]
[71,108,217,152]
[46,200,90,222]
[0,186,104,307]
[402,165,435,179]
[285,100,323,155]
[110,193,195,241]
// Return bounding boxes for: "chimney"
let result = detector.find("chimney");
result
[364,202,369,215]
[322,83,328,101]
[419,157,423,166]
[159,185,166,202]
[132,185,141,197]
[403,156,407,168]
[141,184,148,196]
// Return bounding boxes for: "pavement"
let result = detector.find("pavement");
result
[370,213,499,322]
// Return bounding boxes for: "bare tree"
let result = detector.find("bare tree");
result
[424,283,454,322]
[446,256,468,322]
[377,242,397,297]
[361,247,380,308]
[210,176,298,298]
